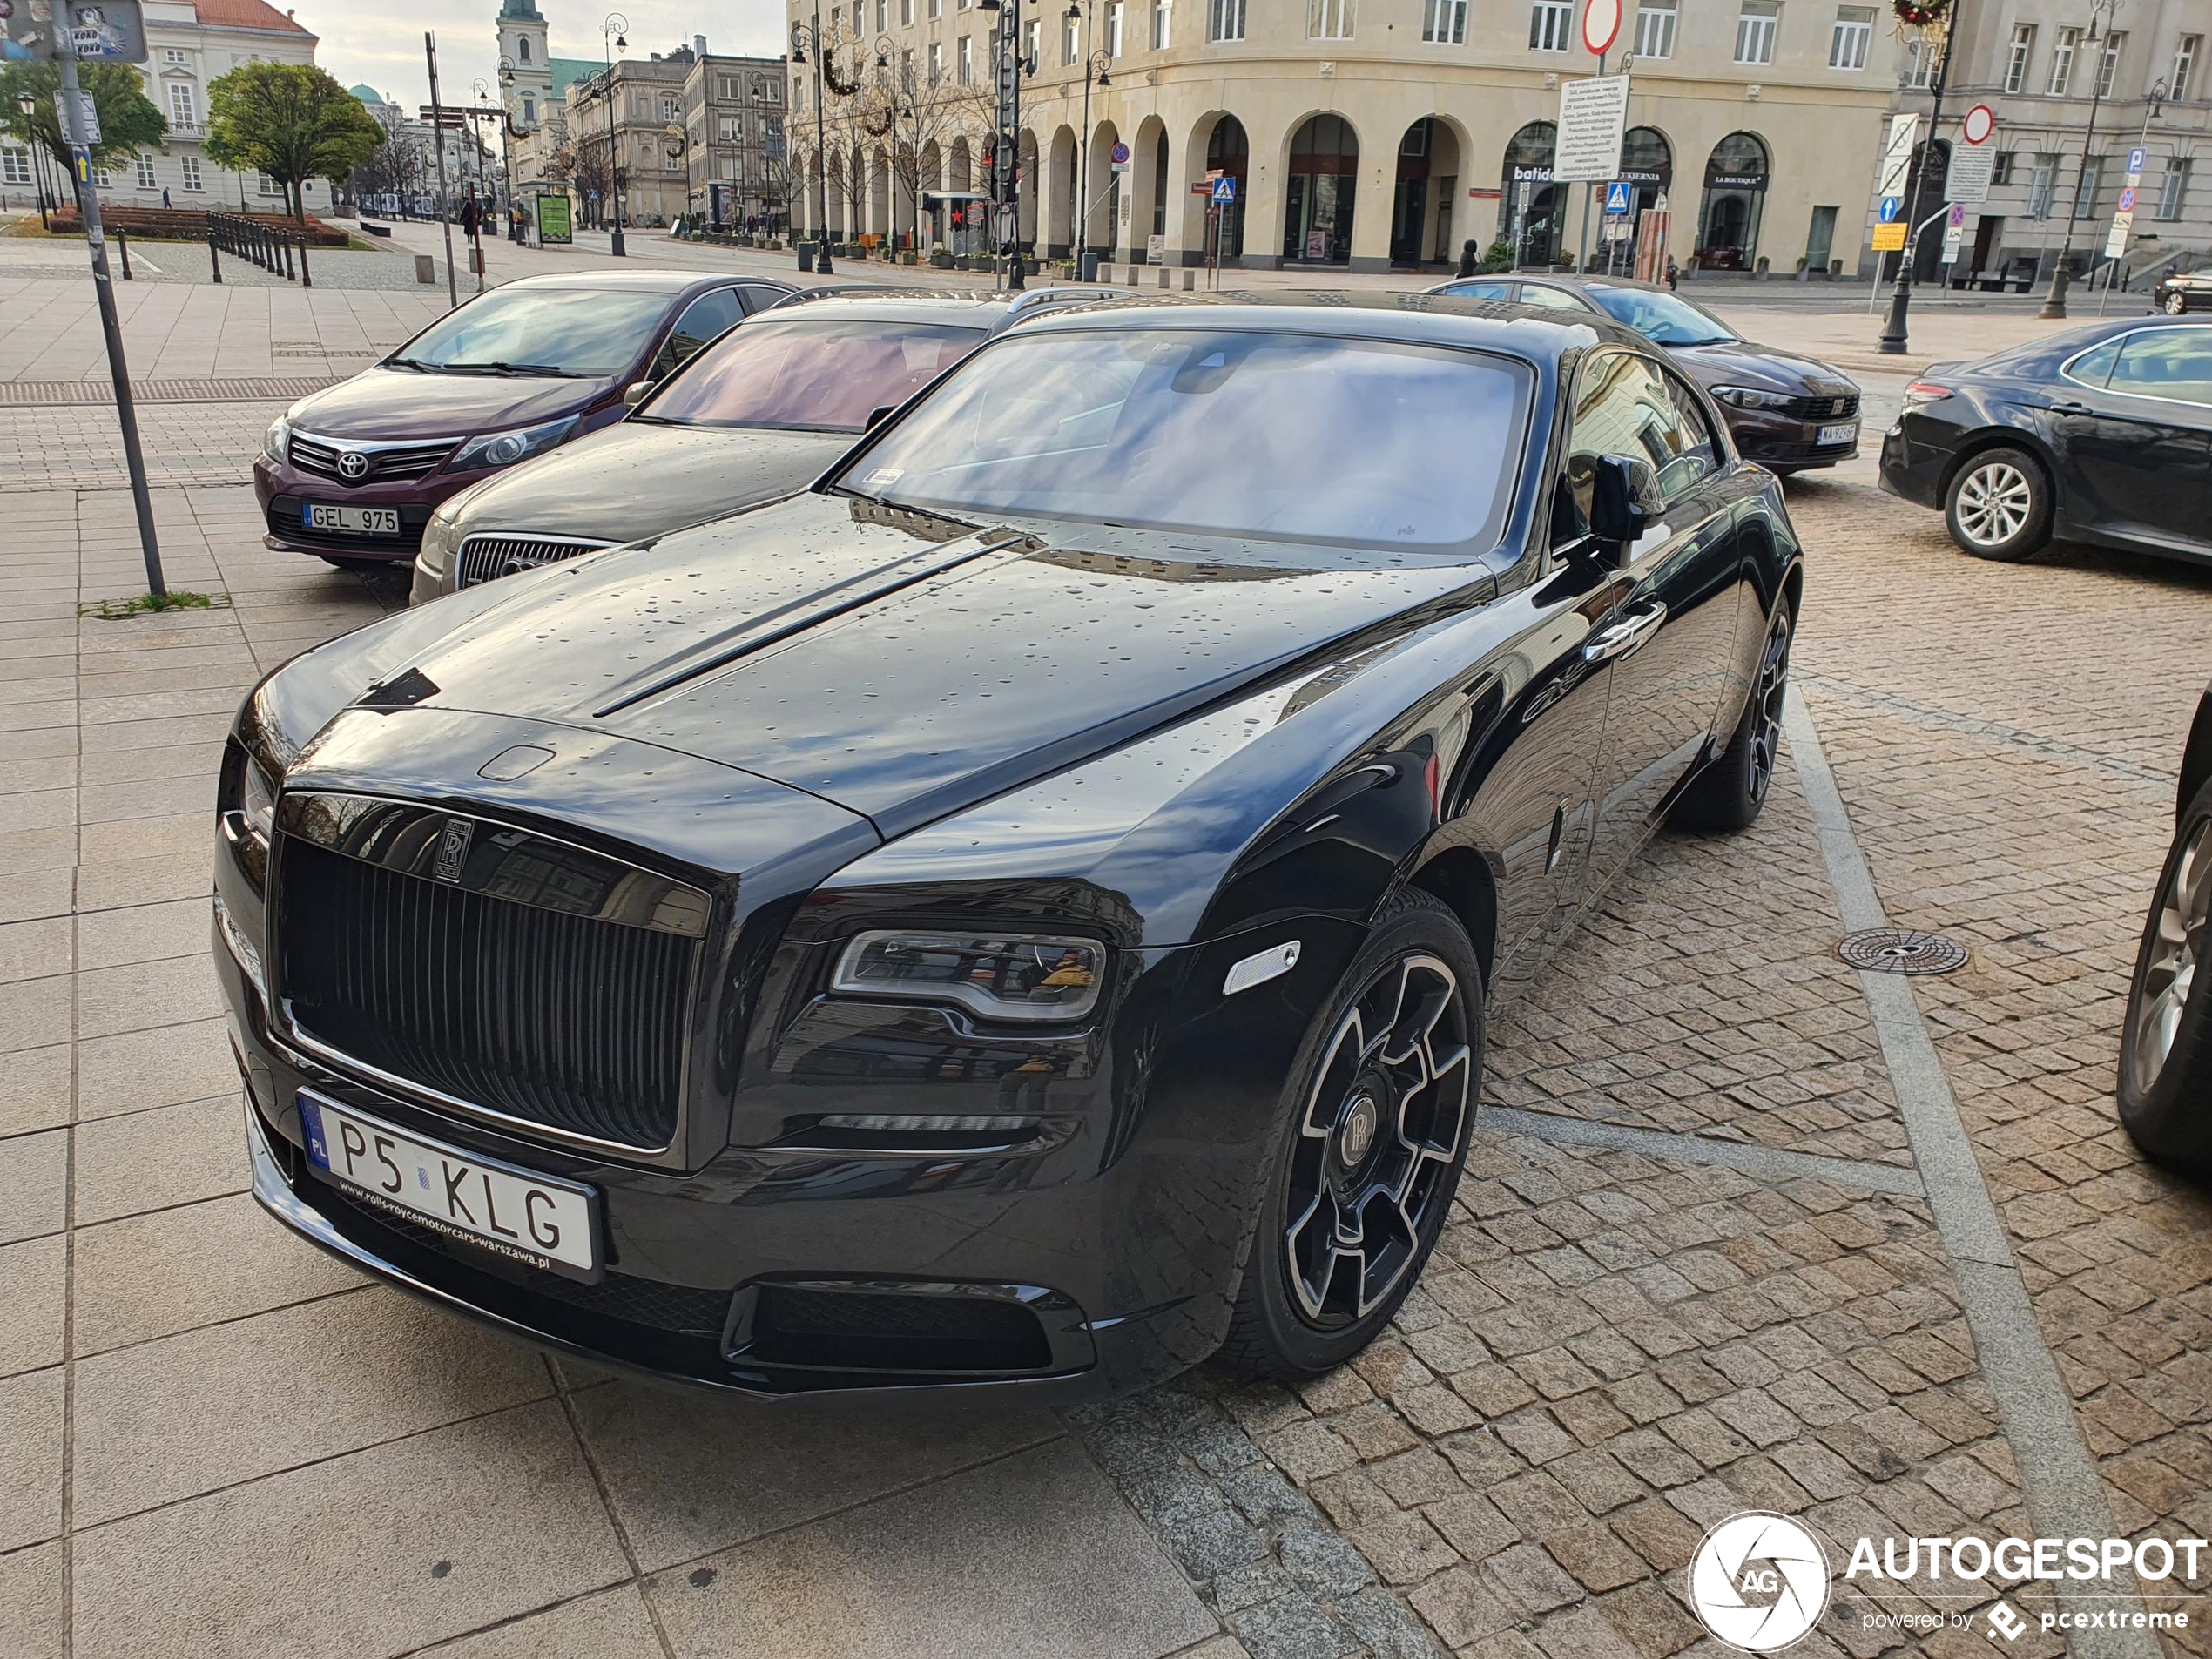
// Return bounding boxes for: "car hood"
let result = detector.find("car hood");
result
[347,492,1496,836]
[448,421,849,543]
[286,367,611,442]
[1670,339,1858,398]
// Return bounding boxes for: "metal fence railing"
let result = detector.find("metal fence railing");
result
[206,212,312,287]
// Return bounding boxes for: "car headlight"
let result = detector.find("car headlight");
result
[448,415,580,473]
[1710,386,1797,411]
[263,416,291,463]
[417,500,463,585]
[832,929,1105,1023]
[240,755,279,843]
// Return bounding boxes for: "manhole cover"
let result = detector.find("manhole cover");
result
[1836,929,1969,975]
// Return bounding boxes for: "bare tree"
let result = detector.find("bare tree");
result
[348,103,425,204]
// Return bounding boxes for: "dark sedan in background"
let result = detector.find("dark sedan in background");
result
[2152,268,2212,314]
[256,271,794,568]
[1878,318,2212,563]
[215,293,1799,1399]
[409,290,1073,602]
[1427,274,1862,473]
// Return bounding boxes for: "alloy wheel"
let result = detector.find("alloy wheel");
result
[1953,460,2034,548]
[1749,603,1792,804]
[2131,818,2212,1094]
[1285,954,1472,1328]
[2168,293,2189,315]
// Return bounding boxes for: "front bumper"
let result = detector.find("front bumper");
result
[254,454,478,563]
[1723,408,1860,469]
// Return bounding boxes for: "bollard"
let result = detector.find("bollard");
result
[117,228,131,280]
[298,234,311,288]
[1180,268,1195,292]
[208,226,222,283]
[414,253,435,285]
[1157,265,1168,289]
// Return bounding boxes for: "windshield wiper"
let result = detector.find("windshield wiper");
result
[385,355,433,371]
[438,361,583,377]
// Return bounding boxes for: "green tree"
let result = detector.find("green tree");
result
[0,60,166,179]
[203,62,382,221]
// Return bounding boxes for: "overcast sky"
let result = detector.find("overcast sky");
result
[300,0,788,114]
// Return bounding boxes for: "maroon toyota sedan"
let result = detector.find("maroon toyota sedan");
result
[255,271,794,567]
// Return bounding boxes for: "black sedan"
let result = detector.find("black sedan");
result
[2152,268,2212,315]
[212,293,1800,1398]
[1426,274,1863,472]
[1878,318,2212,563]
[2120,677,2212,1165]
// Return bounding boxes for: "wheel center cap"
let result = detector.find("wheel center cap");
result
[1338,1094,1379,1166]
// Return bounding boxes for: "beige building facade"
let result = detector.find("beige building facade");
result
[786,0,1905,274]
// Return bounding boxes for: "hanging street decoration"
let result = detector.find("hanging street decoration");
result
[1892,0,1948,28]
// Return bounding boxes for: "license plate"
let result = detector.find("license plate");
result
[1817,421,1858,447]
[298,1090,599,1276]
[302,502,401,536]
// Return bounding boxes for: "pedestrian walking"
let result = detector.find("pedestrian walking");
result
[1455,239,1479,279]
[160,186,170,208]
[1665,255,1679,291]
[461,192,481,239]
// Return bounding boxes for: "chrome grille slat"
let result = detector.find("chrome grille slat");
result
[277,838,694,1152]
[287,433,455,487]
[455,533,616,590]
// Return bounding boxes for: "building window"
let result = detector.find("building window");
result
[1108,2,1125,51]
[164,47,187,64]
[1152,0,1171,49]
[1424,0,1467,44]
[523,96,535,121]
[257,171,276,196]
[180,154,203,192]
[1829,5,1870,69]
[1530,0,1571,51]
[135,153,157,189]
[2174,34,2198,101]
[1208,0,1245,39]
[1991,151,2015,185]
[167,83,196,129]
[1,147,29,186]
[1309,0,1352,41]
[2048,26,2079,96]
[928,39,943,80]
[2003,23,2034,93]
[1634,0,1676,57]
[1901,37,1933,88]
[2075,153,2104,216]
[517,37,530,63]
[928,0,941,17]
[876,0,888,28]
[718,116,742,142]
[92,165,112,187]
[1025,18,1042,63]
[1735,2,1779,65]
[2026,152,2056,218]
[664,96,679,120]
[957,35,972,81]
[2095,31,2125,98]
[2157,158,2189,218]
[901,0,913,22]
[1063,14,1078,60]
[718,76,738,98]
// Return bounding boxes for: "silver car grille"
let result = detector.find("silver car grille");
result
[455,533,618,590]
[291,433,456,485]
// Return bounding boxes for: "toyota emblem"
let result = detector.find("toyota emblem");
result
[336,450,369,481]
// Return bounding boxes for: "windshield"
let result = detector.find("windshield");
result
[841,327,1531,551]
[1582,287,1739,348]
[391,288,673,375]
[640,318,987,431]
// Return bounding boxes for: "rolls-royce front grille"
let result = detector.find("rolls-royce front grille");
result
[289,435,455,484]
[456,534,615,590]
[276,838,696,1151]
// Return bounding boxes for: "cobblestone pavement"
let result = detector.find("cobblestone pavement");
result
[5,293,2212,1658]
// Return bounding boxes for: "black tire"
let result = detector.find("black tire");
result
[1670,591,1793,834]
[1217,888,1482,1382]
[2167,293,2189,316]
[1944,445,2052,562]
[2117,778,2212,1168]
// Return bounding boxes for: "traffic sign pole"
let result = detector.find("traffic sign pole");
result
[49,9,165,597]
[1877,6,1959,356]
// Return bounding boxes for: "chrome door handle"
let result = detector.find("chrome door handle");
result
[1583,601,1668,664]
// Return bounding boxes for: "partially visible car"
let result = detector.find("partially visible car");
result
[1878,317,2212,563]
[2118,678,2212,1165]
[1426,273,1863,473]
[255,271,795,568]
[409,288,1086,603]
[2152,268,2212,315]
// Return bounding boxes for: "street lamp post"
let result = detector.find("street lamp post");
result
[498,59,524,241]
[1876,3,1960,355]
[873,34,902,258]
[1068,2,1110,276]
[665,123,692,227]
[602,11,629,255]
[789,7,833,274]
[2040,0,2121,319]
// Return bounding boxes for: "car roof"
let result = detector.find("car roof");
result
[999,288,1643,358]
[762,286,1016,320]
[499,270,748,295]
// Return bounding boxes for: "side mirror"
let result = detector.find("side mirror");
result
[623,381,652,407]
[1588,453,1658,552]
[864,405,894,431]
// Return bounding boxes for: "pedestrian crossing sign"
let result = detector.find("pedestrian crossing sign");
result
[1603,181,1631,215]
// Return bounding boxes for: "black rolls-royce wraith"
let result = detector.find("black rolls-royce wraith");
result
[213,293,1802,1399]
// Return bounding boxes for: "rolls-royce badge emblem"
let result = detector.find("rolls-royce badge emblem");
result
[433,818,473,883]
[337,450,369,481]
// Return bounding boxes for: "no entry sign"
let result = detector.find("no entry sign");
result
[1582,0,1622,54]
